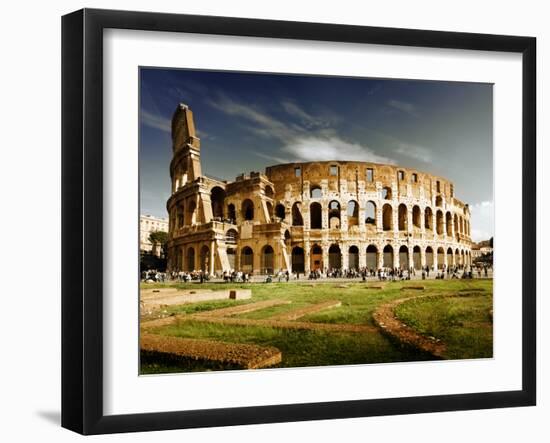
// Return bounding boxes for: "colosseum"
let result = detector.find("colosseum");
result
[166,103,473,275]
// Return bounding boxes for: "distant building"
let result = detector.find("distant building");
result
[140,214,169,256]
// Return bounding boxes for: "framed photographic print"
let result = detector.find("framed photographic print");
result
[61,8,536,435]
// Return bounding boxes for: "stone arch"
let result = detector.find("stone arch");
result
[454,213,459,234]
[425,207,433,230]
[382,186,392,200]
[425,246,434,268]
[366,244,378,270]
[310,185,322,199]
[348,245,359,270]
[399,245,409,269]
[227,203,236,222]
[200,245,210,272]
[210,186,226,219]
[383,244,394,268]
[310,202,322,229]
[328,200,341,229]
[291,246,305,273]
[225,228,238,245]
[240,246,254,273]
[413,245,421,270]
[446,211,453,236]
[436,210,444,235]
[455,248,461,265]
[447,247,453,266]
[176,204,184,228]
[275,203,286,220]
[261,245,274,274]
[347,200,359,227]
[382,204,393,231]
[186,247,195,271]
[242,199,254,221]
[412,205,421,229]
[365,201,376,225]
[398,204,408,231]
[292,202,304,226]
[310,244,323,271]
[328,244,342,269]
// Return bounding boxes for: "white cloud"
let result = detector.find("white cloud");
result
[394,142,433,163]
[387,99,418,116]
[207,94,295,140]
[282,137,395,164]
[254,152,291,164]
[140,109,171,133]
[469,200,494,242]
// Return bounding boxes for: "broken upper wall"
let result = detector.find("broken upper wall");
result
[265,161,462,206]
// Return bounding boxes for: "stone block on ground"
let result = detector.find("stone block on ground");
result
[229,289,252,300]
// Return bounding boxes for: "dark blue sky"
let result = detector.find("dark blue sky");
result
[139,68,493,241]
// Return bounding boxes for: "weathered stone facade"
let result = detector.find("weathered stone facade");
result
[166,104,473,275]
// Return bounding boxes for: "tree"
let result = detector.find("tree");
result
[149,231,169,258]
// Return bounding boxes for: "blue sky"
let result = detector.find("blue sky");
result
[140,68,493,241]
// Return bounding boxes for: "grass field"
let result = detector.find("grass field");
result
[140,279,493,374]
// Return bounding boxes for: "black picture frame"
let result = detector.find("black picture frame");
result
[61,8,536,435]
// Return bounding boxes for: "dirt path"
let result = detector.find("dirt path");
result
[372,294,447,358]
[141,333,282,369]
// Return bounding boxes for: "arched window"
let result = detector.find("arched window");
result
[227,203,236,222]
[226,229,238,245]
[187,200,197,225]
[291,246,305,273]
[310,202,322,229]
[399,245,409,269]
[348,245,359,270]
[382,204,393,231]
[186,247,195,271]
[242,199,254,221]
[412,205,421,229]
[210,186,226,219]
[383,244,394,268]
[310,185,322,199]
[435,195,443,207]
[261,245,274,274]
[292,202,304,226]
[366,245,378,269]
[436,210,444,235]
[425,246,434,268]
[177,204,184,228]
[240,247,254,272]
[275,203,286,220]
[328,244,341,269]
[328,200,341,229]
[424,207,433,230]
[446,211,453,236]
[413,246,421,269]
[454,213,459,234]
[365,201,376,225]
[437,247,445,269]
[398,204,408,231]
[347,200,358,218]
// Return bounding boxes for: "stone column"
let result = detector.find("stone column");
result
[393,245,400,270]
[359,247,367,269]
[209,241,215,275]
[420,246,426,269]
[322,246,329,273]
[377,246,384,270]
[433,248,438,270]
[432,212,437,240]
[304,240,311,273]
[342,244,349,270]
[376,205,383,232]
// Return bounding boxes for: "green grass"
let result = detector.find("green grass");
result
[140,279,493,373]
[394,293,493,360]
